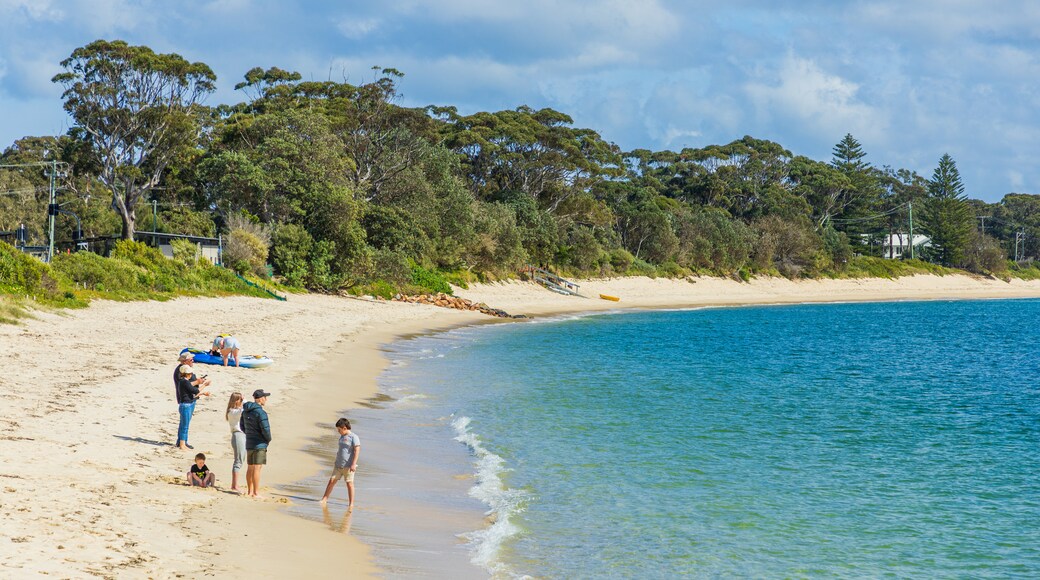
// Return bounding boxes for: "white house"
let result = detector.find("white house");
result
[878,233,930,259]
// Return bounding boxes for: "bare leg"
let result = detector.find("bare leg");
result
[186,472,193,485]
[252,465,265,498]
[346,481,355,508]
[246,465,256,496]
[221,348,230,366]
[320,478,336,504]
[231,470,241,492]
[231,348,240,367]
[203,473,215,488]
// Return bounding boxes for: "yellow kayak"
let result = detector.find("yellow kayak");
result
[599,294,620,302]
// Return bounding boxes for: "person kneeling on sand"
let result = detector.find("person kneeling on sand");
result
[188,453,215,487]
[320,418,361,509]
[212,334,241,367]
[242,389,272,498]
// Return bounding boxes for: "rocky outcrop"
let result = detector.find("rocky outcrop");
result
[392,292,526,318]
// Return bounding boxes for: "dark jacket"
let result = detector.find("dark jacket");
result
[175,376,199,404]
[242,401,272,450]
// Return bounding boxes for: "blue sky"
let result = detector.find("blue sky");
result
[1,0,1038,202]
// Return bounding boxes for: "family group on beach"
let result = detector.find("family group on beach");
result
[174,337,361,507]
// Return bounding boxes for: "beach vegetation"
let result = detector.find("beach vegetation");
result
[4,41,1040,299]
[409,261,453,295]
[222,215,271,277]
[0,240,271,322]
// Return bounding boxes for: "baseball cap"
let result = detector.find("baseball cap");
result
[253,389,271,399]
[179,364,193,375]
[178,352,195,362]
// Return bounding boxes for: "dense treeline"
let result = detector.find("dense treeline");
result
[2,40,1038,293]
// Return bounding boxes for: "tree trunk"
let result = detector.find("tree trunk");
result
[119,207,136,240]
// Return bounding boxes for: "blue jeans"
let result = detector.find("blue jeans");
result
[178,401,196,444]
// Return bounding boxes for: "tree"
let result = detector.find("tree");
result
[52,40,216,239]
[829,134,883,241]
[920,153,974,266]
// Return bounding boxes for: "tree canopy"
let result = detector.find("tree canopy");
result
[1,39,1036,292]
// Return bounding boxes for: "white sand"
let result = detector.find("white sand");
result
[3,273,1040,577]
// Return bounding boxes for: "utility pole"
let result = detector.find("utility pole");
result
[908,201,914,260]
[1015,230,1025,262]
[46,159,58,263]
[152,199,158,247]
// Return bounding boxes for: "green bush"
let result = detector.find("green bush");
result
[170,238,201,265]
[0,242,64,301]
[271,223,313,287]
[410,261,453,295]
[657,261,688,278]
[609,248,635,274]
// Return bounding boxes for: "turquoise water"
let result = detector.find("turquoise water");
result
[362,300,1040,578]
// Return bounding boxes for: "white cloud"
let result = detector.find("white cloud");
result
[337,18,381,40]
[1008,170,1024,190]
[745,54,886,143]
[0,0,63,21]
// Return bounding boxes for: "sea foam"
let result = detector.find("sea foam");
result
[452,415,530,578]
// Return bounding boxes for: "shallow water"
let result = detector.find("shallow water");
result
[305,299,1040,578]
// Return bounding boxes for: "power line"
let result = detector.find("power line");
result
[829,202,910,224]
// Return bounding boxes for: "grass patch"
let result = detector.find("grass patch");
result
[0,296,37,324]
[1007,262,1040,281]
[0,240,276,323]
[841,256,954,279]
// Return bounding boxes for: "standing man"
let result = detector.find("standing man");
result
[242,389,272,498]
[174,351,211,392]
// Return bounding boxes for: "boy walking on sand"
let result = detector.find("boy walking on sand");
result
[242,389,272,498]
[320,418,361,509]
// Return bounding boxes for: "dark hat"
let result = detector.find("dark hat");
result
[252,389,271,399]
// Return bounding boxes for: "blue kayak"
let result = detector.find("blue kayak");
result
[180,347,274,369]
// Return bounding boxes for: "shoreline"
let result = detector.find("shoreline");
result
[5,273,1040,577]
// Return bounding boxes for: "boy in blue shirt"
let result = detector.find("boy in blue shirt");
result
[319,418,361,509]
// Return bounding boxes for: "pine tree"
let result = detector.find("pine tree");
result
[829,133,881,248]
[920,153,974,266]
[831,133,868,174]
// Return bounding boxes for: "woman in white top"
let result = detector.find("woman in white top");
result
[226,392,246,493]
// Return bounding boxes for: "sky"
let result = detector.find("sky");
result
[1,0,1038,202]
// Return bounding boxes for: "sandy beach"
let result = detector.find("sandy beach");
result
[4,273,1040,578]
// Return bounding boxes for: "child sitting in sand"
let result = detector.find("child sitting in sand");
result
[187,453,215,488]
[319,418,361,509]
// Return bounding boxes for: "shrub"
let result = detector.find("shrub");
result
[224,230,269,276]
[370,249,411,286]
[963,233,1008,275]
[270,223,313,287]
[305,239,343,292]
[563,228,602,273]
[752,216,821,278]
[657,261,688,278]
[609,248,635,273]
[170,238,201,265]
[410,261,453,295]
[0,241,63,301]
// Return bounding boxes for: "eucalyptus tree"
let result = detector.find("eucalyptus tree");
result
[920,153,974,266]
[436,106,624,212]
[52,40,216,239]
